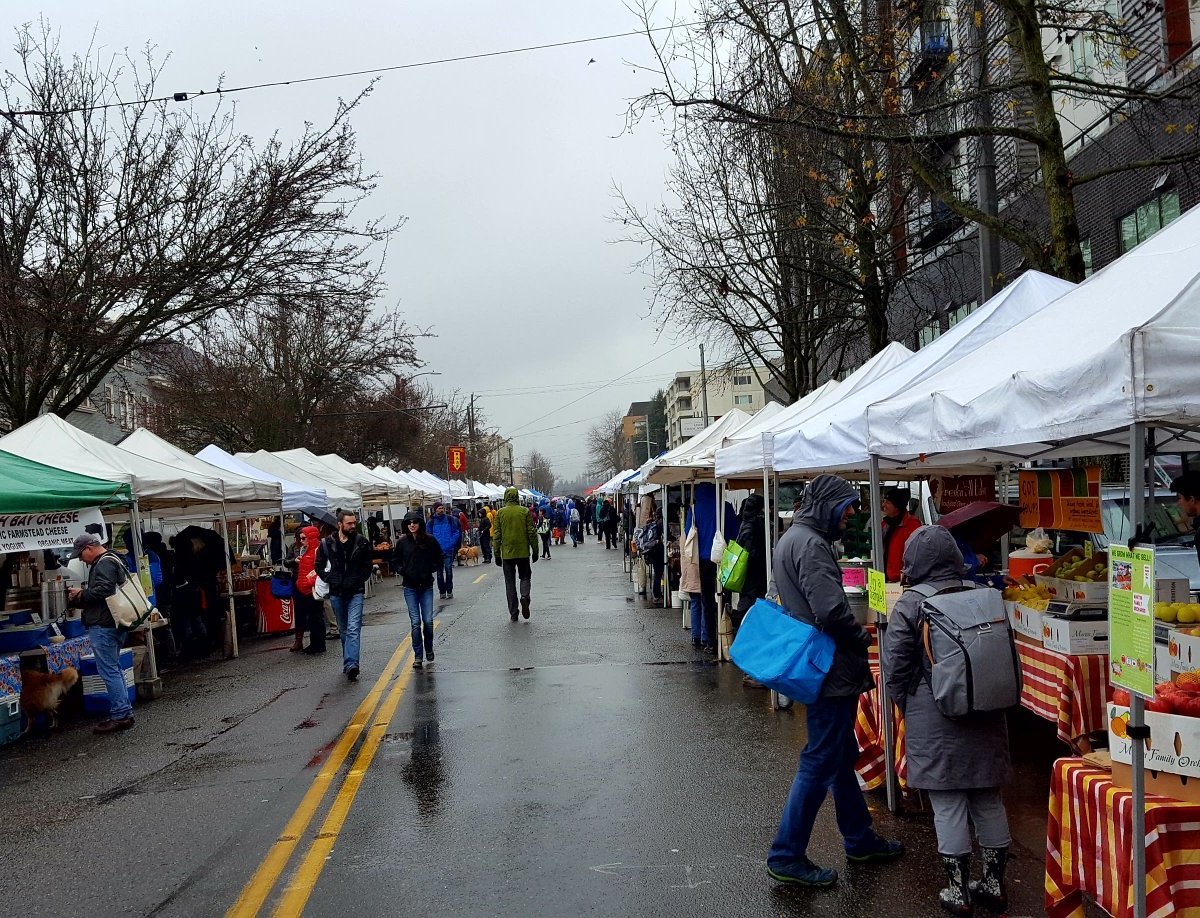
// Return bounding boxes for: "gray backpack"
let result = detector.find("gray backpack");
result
[910,581,1022,718]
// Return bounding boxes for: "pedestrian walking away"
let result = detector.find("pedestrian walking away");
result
[316,511,373,681]
[599,498,618,549]
[393,511,445,670]
[570,504,581,546]
[639,508,665,602]
[767,474,904,887]
[493,487,539,621]
[537,510,552,560]
[66,533,135,734]
[428,502,461,599]
[882,525,1012,915]
[478,505,493,563]
[292,525,327,656]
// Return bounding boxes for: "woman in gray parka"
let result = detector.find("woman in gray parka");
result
[882,525,1012,917]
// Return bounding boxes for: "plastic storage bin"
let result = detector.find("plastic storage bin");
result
[0,694,21,746]
[79,648,135,714]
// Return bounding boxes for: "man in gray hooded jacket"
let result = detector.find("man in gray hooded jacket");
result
[766,475,903,887]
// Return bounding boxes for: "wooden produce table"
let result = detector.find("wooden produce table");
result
[1046,757,1200,917]
[855,629,1110,790]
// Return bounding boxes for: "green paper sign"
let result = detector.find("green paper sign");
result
[1109,545,1156,698]
[868,568,887,615]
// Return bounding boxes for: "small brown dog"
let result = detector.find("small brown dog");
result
[20,666,79,733]
[457,546,482,566]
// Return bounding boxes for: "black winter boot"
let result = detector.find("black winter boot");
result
[970,846,1009,911]
[938,854,973,916]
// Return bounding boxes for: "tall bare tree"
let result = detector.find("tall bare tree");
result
[586,410,633,477]
[0,22,397,429]
[524,450,557,495]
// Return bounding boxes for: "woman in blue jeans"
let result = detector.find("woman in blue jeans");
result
[393,511,445,670]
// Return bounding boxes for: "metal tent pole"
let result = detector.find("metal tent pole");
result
[219,502,240,659]
[1129,422,1147,918]
[763,433,776,598]
[869,454,899,812]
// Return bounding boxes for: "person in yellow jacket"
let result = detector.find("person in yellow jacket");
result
[493,487,539,621]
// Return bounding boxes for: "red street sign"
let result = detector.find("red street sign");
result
[447,446,467,474]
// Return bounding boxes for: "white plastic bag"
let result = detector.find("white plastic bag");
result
[709,528,727,565]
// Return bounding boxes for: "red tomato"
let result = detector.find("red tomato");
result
[1112,688,1131,706]
[1156,682,1179,698]
[1147,695,1175,714]
[1173,694,1200,718]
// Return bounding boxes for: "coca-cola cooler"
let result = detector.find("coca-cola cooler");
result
[256,576,295,634]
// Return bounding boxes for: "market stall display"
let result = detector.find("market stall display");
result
[1045,758,1200,918]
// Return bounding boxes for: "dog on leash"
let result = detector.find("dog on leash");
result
[20,666,79,733]
[457,545,482,566]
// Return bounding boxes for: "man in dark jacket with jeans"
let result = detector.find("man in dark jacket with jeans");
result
[316,511,373,681]
[766,475,903,887]
[67,533,135,734]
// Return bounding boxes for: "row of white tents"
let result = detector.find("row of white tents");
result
[617,195,1200,490]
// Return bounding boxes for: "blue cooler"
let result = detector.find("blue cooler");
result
[0,694,21,746]
[80,648,135,714]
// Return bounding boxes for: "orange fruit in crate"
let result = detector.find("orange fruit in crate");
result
[1111,714,1130,739]
[1178,671,1200,687]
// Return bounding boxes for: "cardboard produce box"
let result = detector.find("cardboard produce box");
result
[1110,703,1200,803]
[1006,601,1045,641]
[1169,630,1200,673]
[1157,578,1192,604]
[1042,615,1109,655]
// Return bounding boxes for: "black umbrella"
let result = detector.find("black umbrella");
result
[302,507,337,527]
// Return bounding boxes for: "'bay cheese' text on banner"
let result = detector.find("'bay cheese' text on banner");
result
[1018,467,1102,533]
[0,507,105,553]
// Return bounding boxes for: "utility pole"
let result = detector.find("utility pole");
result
[699,344,712,427]
[508,444,515,487]
[468,393,476,452]
[644,414,652,463]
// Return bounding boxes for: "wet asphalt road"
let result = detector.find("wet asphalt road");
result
[0,537,1078,917]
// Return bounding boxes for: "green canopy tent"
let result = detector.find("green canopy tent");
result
[0,449,131,512]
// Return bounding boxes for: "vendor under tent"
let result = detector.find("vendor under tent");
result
[714,341,914,481]
[197,445,327,513]
[0,415,234,668]
[236,451,362,511]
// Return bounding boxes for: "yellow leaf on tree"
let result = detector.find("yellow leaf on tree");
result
[1166,124,1178,134]
[974,10,983,26]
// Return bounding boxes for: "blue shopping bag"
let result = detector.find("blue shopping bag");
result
[729,598,835,703]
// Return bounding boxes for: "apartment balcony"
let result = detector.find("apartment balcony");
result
[904,19,953,87]
[912,198,965,251]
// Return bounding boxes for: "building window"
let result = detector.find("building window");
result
[676,376,691,389]
[733,394,754,406]
[917,320,942,348]
[1119,190,1181,253]
[733,374,753,387]
[104,385,115,421]
[677,397,692,410]
[947,300,978,327]
[1080,238,1094,277]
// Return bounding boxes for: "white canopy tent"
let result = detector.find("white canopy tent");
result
[866,204,1200,467]
[644,408,753,486]
[198,445,328,512]
[772,270,1077,476]
[595,468,636,495]
[269,449,391,506]
[714,342,914,480]
[238,451,362,511]
[121,429,283,515]
[315,453,410,505]
[408,469,452,501]
[371,466,441,503]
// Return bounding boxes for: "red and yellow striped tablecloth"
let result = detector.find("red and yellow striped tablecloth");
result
[854,668,908,792]
[1017,640,1110,745]
[1046,758,1200,917]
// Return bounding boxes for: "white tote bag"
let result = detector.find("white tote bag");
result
[709,528,727,565]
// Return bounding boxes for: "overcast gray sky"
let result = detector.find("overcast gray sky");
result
[11,1,707,481]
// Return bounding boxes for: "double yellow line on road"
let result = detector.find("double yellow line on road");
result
[228,627,432,917]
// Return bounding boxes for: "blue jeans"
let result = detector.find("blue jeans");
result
[328,592,364,672]
[87,625,133,720]
[403,586,435,660]
[436,556,454,595]
[689,596,708,644]
[768,695,875,868]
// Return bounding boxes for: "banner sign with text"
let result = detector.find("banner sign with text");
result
[1018,467,1102,533]
[447,446,467,475]
[0,506,105,553]
[930,475,997,514]
[1109,545,1156,698]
